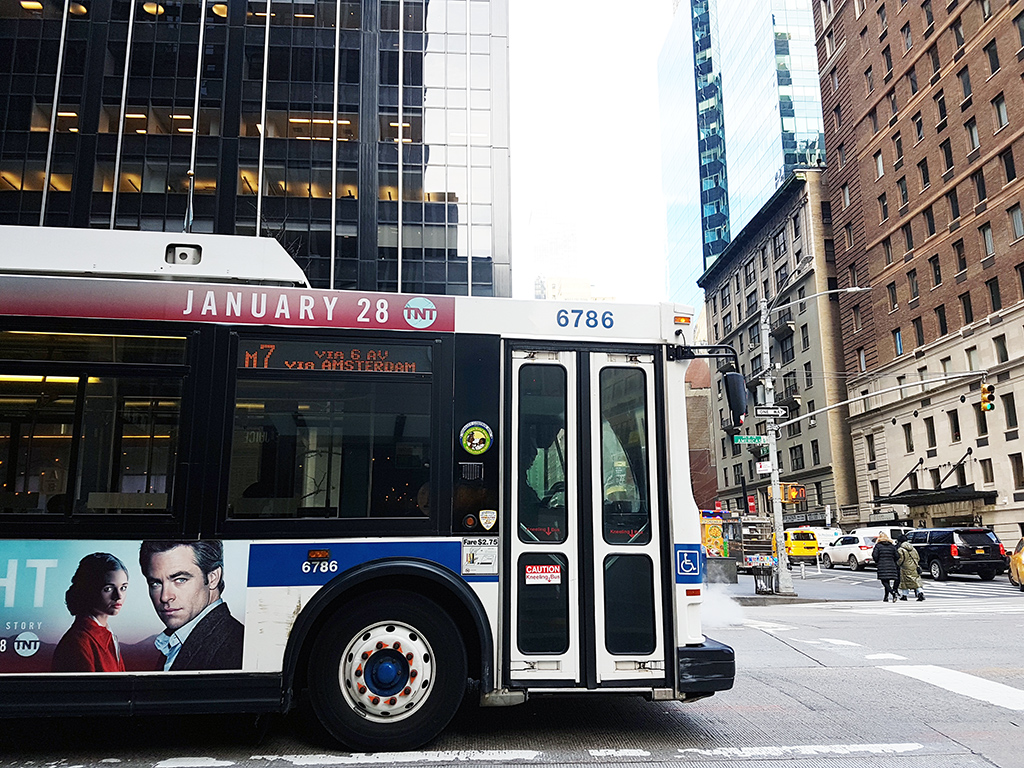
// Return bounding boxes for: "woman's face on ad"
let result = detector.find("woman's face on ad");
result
[94,570,129,618]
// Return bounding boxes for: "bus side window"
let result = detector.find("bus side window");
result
[226,378,432,519]
[0,330,186,516]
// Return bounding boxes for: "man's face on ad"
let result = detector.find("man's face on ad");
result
[144,546,218,631]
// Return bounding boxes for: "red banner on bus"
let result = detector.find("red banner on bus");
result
[0,277,456,333]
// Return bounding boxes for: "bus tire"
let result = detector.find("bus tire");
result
[308,590,467,751]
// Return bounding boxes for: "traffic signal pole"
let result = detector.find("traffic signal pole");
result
[760,295,796,596]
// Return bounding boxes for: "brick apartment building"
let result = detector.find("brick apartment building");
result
[814,0,1024,541]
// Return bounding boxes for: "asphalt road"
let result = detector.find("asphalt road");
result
[1,573,1022,768]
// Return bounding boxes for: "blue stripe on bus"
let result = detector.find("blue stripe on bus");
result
[247,541,497,587]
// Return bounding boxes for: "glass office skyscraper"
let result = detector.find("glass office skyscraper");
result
[717,0,824,234]
[659,0,824,296]
[0,0,510,296]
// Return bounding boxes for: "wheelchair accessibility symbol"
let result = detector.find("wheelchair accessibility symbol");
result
[674,544,702,583]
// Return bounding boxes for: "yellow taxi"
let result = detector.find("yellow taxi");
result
[1009,537,1024,592]
[772,529,820,564]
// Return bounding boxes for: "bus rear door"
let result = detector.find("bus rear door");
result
[508,347,666,689]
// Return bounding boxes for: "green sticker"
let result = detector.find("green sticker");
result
[460,421,493,455]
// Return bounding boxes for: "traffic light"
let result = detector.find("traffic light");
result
[786,484,806,504]
[981,383,996,411]
[722,371,748,436]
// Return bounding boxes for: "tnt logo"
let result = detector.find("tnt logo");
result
[403,297,438,329]
[14,631,39,658]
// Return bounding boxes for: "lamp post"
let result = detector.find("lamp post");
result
[759,286,871,595]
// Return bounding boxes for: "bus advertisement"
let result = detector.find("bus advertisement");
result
[0,227,741,750]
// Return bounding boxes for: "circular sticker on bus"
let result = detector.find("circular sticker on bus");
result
[460,421,493,455]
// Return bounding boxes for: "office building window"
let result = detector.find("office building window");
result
[898,176,909,206]
[1002,149,1017,183]
[953,239,966,272]
[858,348,867,371]
[908,269,919,298]
[975,402,989,436]
[902,223,914,252]
[893,328,904,356]
[903,423,914,452]
[924,416,937,448]
[883,237,893,264]
[980,223,995,256]
[995,334,1009,364]
[879,193,889,221]
[947,189,960,220]
[981,458,994,484]
[924,206,936,236]
[961,292,974,324]
[1013,455,1024,490]
[842,184,851,208]
[949,409,961,442]
[984,40,1000,74]
[913,316,925,346]
[935,91,947,121]
[966,345,980,371]
[801,324,810,350]
[928,45,940,74]
[958,67,972,99]
[902,22,912,50]
[918,159,930,189]
[993,94,1008,130]
[853,304,863,331]
[974,170,988,202]
[953,19,965,48]
[930,254,942,286]
[865,67,875,94]
[875,151,885,178]
[987,277,1002,312]
[866,433,877,462]
[1010,204,1024,240]
[941,140,954,171]
[934,304,948,335]
[883,45,893,75]
[965,118,980,151]
[1004,393,1019,430]
[888,282,899,310]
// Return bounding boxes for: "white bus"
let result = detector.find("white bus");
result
[0,227,741,750]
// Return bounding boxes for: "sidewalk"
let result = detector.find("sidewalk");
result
[707,569,882,606]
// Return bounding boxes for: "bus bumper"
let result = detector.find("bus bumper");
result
[676,637,735,698]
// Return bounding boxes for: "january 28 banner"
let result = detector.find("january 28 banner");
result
[0,540,248,674]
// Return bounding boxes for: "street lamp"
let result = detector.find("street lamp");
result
[758,285,871,595]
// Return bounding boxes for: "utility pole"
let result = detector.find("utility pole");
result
[758,286,872,596]
[759,294,795,595]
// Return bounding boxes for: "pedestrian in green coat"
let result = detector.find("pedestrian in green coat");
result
[897,535,924,601]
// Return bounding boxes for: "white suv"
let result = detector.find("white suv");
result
[822,534,878,570]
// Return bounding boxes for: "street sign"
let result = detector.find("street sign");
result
[756,460,772,474]
[733,434,768,445]
[754,406,787,418]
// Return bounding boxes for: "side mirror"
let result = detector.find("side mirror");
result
[722,371,747,436]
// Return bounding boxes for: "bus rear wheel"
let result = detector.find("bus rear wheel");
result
[308,590,467,751]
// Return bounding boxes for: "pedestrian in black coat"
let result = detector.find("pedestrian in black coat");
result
[872,532,901,602]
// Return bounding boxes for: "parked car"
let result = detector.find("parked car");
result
[822,534,878,570]
[851,526,913,541]
[1008,537,1024,592]
[907,527,1008,581]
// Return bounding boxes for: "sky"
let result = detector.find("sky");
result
[506,1,676,302]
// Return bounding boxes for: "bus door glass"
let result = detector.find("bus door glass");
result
[509,349,665,687]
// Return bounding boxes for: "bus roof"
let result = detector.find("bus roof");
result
[0,227,695,345]
[0,225,309,287]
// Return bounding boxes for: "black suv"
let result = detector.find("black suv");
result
[908,527,1008,581]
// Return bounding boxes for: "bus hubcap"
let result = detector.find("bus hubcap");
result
[340,621,435,722]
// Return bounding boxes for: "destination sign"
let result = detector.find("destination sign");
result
[238,340,431,373]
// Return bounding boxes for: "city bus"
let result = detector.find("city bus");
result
[0,227,739,750]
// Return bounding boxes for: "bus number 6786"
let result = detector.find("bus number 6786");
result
[556,309,614,329]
